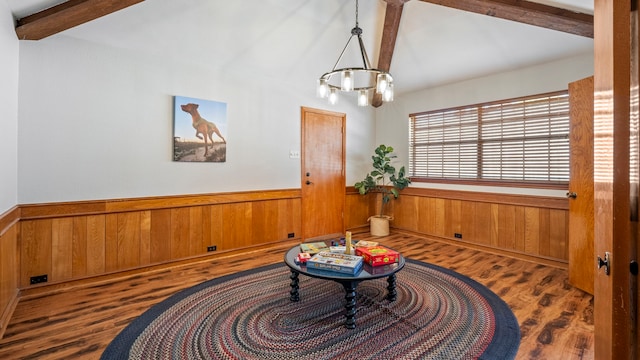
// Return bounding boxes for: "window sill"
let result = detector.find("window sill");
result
[409,177,568,190]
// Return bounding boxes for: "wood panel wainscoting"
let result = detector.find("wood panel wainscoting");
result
[347,186,569,267]
[0,190,301,340]
[0,207,20,340]
[17,189,302,291]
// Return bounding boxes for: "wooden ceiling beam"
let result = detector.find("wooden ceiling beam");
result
[373,0,592,107]
[419,0,593,38]
[15,0,144,40]
[372,0,409,108]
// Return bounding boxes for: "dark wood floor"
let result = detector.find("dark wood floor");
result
[0,230,593,359]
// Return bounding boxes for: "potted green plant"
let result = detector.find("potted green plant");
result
[354,144,411,236]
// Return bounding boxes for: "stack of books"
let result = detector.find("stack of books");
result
[306,251,364,275]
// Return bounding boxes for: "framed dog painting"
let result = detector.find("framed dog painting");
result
[173,96,227,162]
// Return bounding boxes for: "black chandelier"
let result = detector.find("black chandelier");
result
[317,0,394,106]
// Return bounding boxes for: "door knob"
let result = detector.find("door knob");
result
[306,180,313,185]
[566,192,577,199]
[597,252,611,276]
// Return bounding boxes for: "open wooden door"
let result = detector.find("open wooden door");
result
[300,107,346,240]
[593,0,638,358]
[568,76,595,294]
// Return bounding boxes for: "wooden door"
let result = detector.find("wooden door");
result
[300,107,345,240]
[593,0,637,358]
[567,76,594,294]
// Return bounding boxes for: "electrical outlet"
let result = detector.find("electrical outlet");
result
[288,233,295,238]
[30,274,48,285]
[454,233,462,239]
[207,246,217,252]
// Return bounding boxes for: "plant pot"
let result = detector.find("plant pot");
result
[368,215,393,236]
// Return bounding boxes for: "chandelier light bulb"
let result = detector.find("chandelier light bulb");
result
[328,88,338,105]
[341,70,354,92]
[383,83,394,102]
[376,73,389,94]
[358,90,369,106]
[317,78,329,98]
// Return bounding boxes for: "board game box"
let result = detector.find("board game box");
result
[306,251,363,275]
[354,240,379,248]
[329,245,355,253]
[299,241,329,254]
[296,252,311,264]
[355,245,399,267]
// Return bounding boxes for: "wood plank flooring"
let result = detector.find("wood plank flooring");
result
[0,230,593,359]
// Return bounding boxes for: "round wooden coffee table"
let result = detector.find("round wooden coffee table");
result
[283,245,405,329]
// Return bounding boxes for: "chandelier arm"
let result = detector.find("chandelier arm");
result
[331,35,357,71]
[357,34,372,70]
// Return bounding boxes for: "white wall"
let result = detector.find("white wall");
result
[0,4,18,214]
[14,26,594,204]
[375,52,594,197]
[17,36,374,204]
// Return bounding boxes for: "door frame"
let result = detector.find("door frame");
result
[593,0,637,358]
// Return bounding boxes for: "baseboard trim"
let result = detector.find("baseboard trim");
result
[18,238,300,300]
[393,228,568,269]
[0,288,19,340]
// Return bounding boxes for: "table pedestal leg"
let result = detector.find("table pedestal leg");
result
[342,281,357,329]
[386,274,397,301]
[289,270,300,302]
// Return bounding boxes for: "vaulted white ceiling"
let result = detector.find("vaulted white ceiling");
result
[5,0,594,95]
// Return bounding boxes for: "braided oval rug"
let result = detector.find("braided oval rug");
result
[102,259,519,360]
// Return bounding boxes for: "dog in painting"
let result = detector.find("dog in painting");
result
[180,103,226,156]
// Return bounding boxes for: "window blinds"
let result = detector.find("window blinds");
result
[409,91,569,184]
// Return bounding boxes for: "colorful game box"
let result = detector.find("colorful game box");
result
[355,245,399,267]
[296,252,311,264]
[306,251,363,275]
